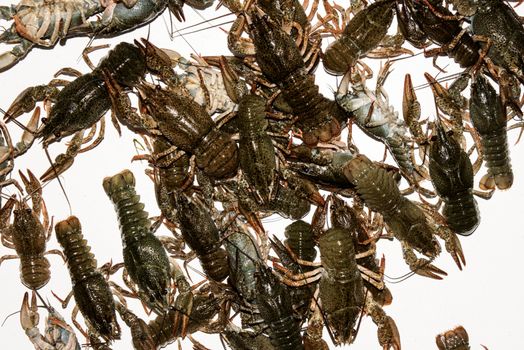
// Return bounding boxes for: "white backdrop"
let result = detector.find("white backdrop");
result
[0,3,523,349]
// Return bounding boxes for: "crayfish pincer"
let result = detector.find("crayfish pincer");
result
[55,216,120,341]
[103,169,171,310]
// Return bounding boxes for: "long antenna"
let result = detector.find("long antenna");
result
[43,147,72,215]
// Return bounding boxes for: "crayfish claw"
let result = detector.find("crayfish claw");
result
[219,55,246,104]
[173,290,193,338]
[447,234,466,271]
[379,316,401,350]
[417,261,447,280]
[402,74,420,122]
[20,291,39,332]
[168,0,186,22]
[424,72,449,99]
[0,51,19,74]
[5,85,56,121]
[40,153,74,182]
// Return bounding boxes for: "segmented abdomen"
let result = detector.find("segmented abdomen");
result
[55,219,97,282]
[284,220,317,268]
[448,35,479,68]
[19,256,50,290]
[443,192,479,236]
[267,315,304,350]
[199,249,230,282]
[388,136,414,175]
[194,127,239,179]
[482,132,513,189]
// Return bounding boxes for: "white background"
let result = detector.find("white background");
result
[1,2,523,349]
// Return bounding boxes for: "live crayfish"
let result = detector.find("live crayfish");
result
[336,64,425,182]
[247,10,347,145]
[54,215,121,342]
[2,40,175,183]
[254,264,305,350]
[0,170,63,290]
[428,122,480,236]
[470,73,513,190]
[0,0,104,72]
[322,0,396,76]
[2,0,524,348]
[396,0,482,69]
[111,81,239,179]
[344,154,465,277]
[0,0,218,72]
[173,191,230,282]
[275,195,401,349]
[5,39,175,147]
[20,291,81,350]
[103,169,171,311]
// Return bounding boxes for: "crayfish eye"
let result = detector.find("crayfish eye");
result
[25,208,31,214]
[54,131,61,138]
[40,117,47,124]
